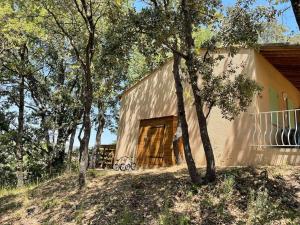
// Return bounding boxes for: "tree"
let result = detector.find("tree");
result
[43,0,138,187]
[0,0,47,186]
[1,0,85,186]
[132,0,274,183]
[0,0,139,188]
[89,7,138,168]
[179,0,275,181]
[43,0,108,187]
[131,1,203,183]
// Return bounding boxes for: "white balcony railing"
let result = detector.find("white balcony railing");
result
[252,109,300,148]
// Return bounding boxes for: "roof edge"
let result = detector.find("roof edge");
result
[120,57,173,98]
[120,43,300,99]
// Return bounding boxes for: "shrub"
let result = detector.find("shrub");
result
[247,188,280,224]
[42,198,59,210]
[220,175,235,201]
[118,208,136,225]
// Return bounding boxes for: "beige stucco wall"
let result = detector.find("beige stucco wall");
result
[115,49,300,166]
[219,50,300,166]
[115,60,177,160]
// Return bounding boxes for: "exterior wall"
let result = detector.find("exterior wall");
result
[220,51,300,166]
[115,49,300,166]
[115,60,177,160]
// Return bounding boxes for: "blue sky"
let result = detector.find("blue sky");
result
[134,0,298,32]
[81,0,299,148]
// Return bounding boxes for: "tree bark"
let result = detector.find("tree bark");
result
[172,121,183,165]
[181,0,216,182]
[172,52,201,184]
[16,67,25,187]
[41,114,53,175]
[55,128,66,168]
[78,123,84,163]
[90,101,105,169]
[16,44,27,187]
[52,59,66,169]
[78,63,93,188]
[76,0,97,189]
[67,127,76,171]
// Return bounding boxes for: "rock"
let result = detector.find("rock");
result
[260,170,268,179]
[26,206,36,216]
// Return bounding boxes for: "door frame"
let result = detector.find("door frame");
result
[136,115,179,168]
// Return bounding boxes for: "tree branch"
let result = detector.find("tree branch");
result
[45,6,86,68]
[73,0,90,32]
[205,101,215,119]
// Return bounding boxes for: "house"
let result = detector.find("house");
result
[115,44,300,168]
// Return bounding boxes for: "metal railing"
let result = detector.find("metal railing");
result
[251,109,300,148]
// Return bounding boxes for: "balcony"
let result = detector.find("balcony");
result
[251,109,300,148]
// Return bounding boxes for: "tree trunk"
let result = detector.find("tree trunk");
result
[53,60,66,169]
[54,127,66,169]
[16,68,25,187]
[181,0,216,182]
[67,127,76,171]
[16,44,27,187]
[78,64,93,188]
[172,121,183,165]
[78,123,84,163]
[41,114,53,175]
[90,101,105,169]
[189,80,216,182]
[172,52,201,184]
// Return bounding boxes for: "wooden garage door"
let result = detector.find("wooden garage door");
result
[136,116,179,168]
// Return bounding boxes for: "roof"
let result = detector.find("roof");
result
[121,43,300,98]
[260,43,300,90]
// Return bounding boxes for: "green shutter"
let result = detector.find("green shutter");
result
[288,99,294,110]
[269,87,279,124]
[288,99,295,128]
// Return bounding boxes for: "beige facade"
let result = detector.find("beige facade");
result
[116,48,300,167]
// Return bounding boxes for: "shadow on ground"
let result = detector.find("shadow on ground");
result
[0,167,299,225]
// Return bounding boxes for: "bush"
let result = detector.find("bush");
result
[220,175,235,201]
[247,188,280,224]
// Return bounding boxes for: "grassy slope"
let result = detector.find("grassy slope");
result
[0,166,299,225]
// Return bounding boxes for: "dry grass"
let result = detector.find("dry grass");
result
[0,166,299,225]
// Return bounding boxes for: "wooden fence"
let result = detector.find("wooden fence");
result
[95,144,116,169]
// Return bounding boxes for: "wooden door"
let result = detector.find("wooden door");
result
[136,116,180,168]
[145,125,165,166]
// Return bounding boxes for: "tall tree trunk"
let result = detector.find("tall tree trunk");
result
[16,44,27,187]
[55,128,66,169]
[16,68,25,187]
[181,0,216,182]
[188,76,216,181]
[172,121,183,165]
[90,101,105,169]
[53,60,66,169]
[41,114,53,175]
[173,52,201,184]
[78,64,93,188]
[78,123,84,163]
[67,127,76,171]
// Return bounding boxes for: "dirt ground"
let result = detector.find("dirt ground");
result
[0,165,299,225]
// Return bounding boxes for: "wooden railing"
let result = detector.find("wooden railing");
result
[95,144,116,169]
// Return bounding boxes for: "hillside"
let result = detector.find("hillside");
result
[0,166,299,225]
